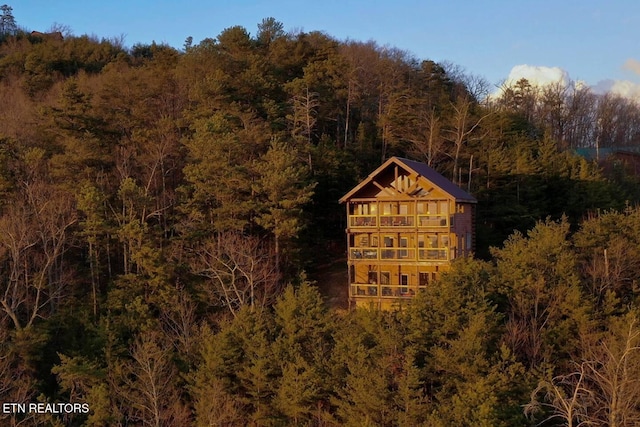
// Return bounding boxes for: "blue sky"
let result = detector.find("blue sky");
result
[10,1,640,92]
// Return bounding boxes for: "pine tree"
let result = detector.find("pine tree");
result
[254,139,316,273]
[0,4,17,36]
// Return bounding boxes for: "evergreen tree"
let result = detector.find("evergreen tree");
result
[0,4,17,36]
[492,219,590,371]
[254,139,316,273]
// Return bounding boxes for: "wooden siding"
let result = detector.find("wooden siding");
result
[341,157,476,309]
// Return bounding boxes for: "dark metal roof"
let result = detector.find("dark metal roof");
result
[573,147,640,161]
[395,157,477,203]
[340,156,477,203]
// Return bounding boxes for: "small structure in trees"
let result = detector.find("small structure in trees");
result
[30,30,64,41]
[340,157,476,309]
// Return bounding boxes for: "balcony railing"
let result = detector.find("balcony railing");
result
[417,215,448,227]
[418,248,448,261]
[350,247,447,261]
[379,215,414,227]
[349,214,449,228]
[350,248,379,260]
[349,215,377,227]
[350,283,426,299]
[380,248,415,259]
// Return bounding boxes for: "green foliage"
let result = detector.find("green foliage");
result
[52,354,111,426]
[254,139,316,262]
[492,219,590,371]
[0,4,17,37]
[573,207,640,311]
[1,14,640,427]
[402,258,530,426]
[181,110,269,235]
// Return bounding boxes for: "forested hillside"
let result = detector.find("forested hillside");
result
[3,9,640,425]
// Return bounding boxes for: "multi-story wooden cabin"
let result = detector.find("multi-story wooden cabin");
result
[340,157,477,309]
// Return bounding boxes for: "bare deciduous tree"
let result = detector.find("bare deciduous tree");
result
[113,332,190,427]
[0,183,76,330]
[525,363,592,427]
[406,105,446,167]
[191,232,280,317]
[160,285,198,359]
[444,94,492,185]
[528,316,640,427]
[0,328,37,427]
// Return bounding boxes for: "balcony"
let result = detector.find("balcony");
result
[350,247,447,261]
[418,249,448,261]
[417,214,448,228]
[350,283,426,299]
[349,215,377,227]
[350,248,379,260]
[380,248,415,260]
[348,214,449,228]
[379,215,414,227]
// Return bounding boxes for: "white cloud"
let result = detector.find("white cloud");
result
[503,64,571,88]
[493,64,640,102]
[489,64,573,100]
[623,58,640,76]
[592,79,640,99]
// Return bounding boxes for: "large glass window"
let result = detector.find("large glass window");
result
[400,274,409,294]
[428,202,437,214]
[419,272,429,286]
[399,237,408,258]
[380,272,390,284]
[350,202,376,215]
[368,271,377,284]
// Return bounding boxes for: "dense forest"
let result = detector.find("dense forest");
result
[3,5,640,425]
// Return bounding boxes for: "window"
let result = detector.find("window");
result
[419,272,429,286]
[400,274,409,293]
[359,235,369,247]
[399,237,408,258]
[368,271,377,284]
[380,272,390,284]
[384,236,394,247]
[351,202,376,215]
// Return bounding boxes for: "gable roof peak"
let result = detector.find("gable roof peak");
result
[340,156,477,203]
